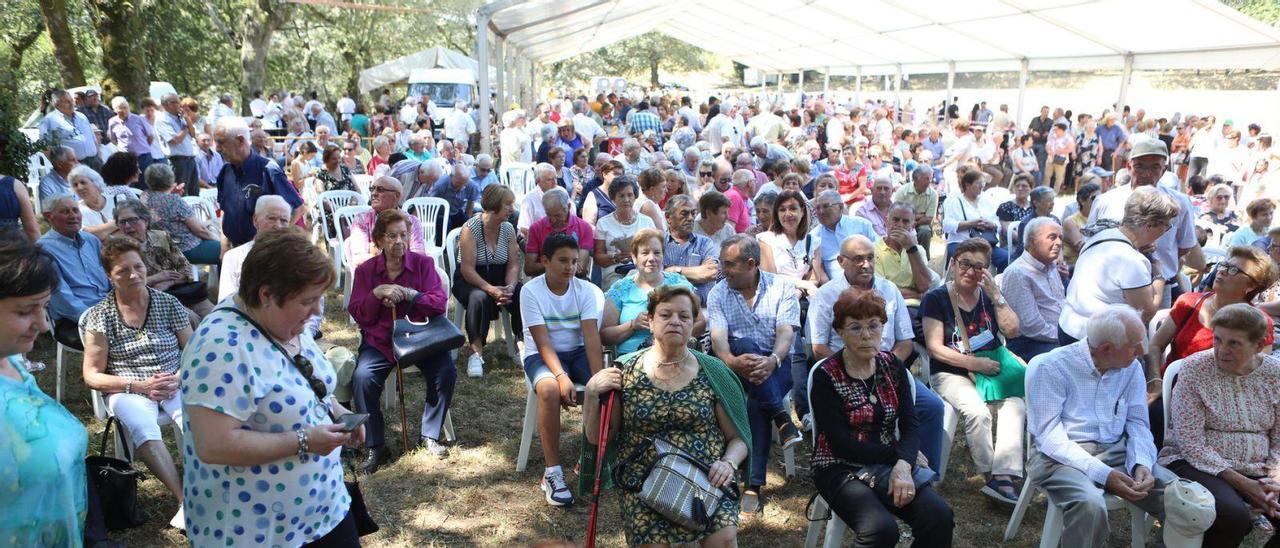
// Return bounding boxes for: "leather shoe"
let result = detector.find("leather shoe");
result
[359,445,392,475]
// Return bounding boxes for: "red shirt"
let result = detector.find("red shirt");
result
[526,215,594,257]
[1164,291,1274,372]
[725,186,750,233]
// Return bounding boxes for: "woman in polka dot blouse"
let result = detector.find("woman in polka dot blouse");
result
[180,229,365,547]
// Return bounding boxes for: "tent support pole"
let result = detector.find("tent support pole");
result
[945,61,955,124]
[477,12,491,155]
[530,61,537,106]
[823,67,830,96]
[1117,53,1134,113]
[895,65,904,119]
[495,37,506,111]
[798,70,805,95]
[778,73,783,94]
[855,66,862,104]
[1015,59,1029,130]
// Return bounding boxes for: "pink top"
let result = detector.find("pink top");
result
[1158,349,1280,477]
[725,187,750,233]
[526,215,594,258]
[348,251,447,362]
[343,208,426,264]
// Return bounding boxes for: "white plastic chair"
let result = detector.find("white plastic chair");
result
[182,196,220,284]
[444,226,517,357]
[402,196,451,258]
[380,264,457,444]
[27,152,51,213]
[1162,359,1185,444]
[516,375,587,472]
[316,190,366,285]
[333,204,373,316]
[352,174,374,203]
[500,162,534,200]
[83,319,184,460]
[197,188,219,209]
[46,309,86,402]
[912,342,960,482]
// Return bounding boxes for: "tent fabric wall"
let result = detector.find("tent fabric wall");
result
[357,46,497,95]
[484,0,1280,74]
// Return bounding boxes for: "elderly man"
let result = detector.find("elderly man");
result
[808,235,948,472]
[517,163,562,239]
[618,138,649,176]
[155,93,199,195]
[734,152,769,193]
[218,195,294,302]
[524,188,592,278]
[77,89,113,146]
[627,101,663,147]
[810,190,879,281]
[708,234,802,513]
[40,194,110,348]
[1002,217,1066,362]
[704,99,745,154]
[308,101,338,135]
[212,117,305,248]
[429,162,480,230]
[346,175,427,266]
[40,145,78,203]
[749,136,793,168]
[194,133,223,189]
[663,195,721,303]
[855,174,895,237]
[747,102,786,143]
[40,89,101,171]
[893,165,940,257]
[438,139,460,164]
[875,202,933,301]
[444,102,477,147]
[722,165,755,233]
[107,97,156,171]
[1026,304,1185,548]
[471,154,498,190]
[1087,140,1204,304]
[1010,185,1058,263]
[400,158,444,200]
[678,146,702,179]
[499,110,532,164]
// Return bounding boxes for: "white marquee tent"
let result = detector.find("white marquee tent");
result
[357,46,497,95]
[472,0,1280,153]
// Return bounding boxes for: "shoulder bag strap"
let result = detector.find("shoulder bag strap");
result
[1174,293,1213,334]
[945,283,973,354]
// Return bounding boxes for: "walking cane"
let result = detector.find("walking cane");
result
[585,389,616,548]
[391,306,410,453]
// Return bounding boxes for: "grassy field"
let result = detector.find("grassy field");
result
[36,285,1193,548]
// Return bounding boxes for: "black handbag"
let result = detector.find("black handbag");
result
[391,302,465,365]
[85,416,147,531]
[342,451,379,536]
[164,280,209,307]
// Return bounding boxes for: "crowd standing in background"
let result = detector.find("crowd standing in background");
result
[9,81,1280,547]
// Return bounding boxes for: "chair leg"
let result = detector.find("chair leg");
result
[55,345,64,403]
[784,444,796,478]
[822,513,848,548]
[804,495,828,548]
[515,382,538,472]
[501,310,517,357]
[1040,498,1064,548]
[1004,480,1037,541]
[938,401,958,482]
[443,410,456,443]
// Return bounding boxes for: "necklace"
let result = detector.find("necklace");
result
[657,350,690,367]
[844,353,879,404]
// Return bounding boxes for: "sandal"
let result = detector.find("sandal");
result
[980,479,1019,505]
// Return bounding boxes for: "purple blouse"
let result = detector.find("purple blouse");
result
[348,251,448,361]
[107,113,154,156]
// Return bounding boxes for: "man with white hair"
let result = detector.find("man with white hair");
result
[873,108,894,144]
[218,195,294,302]
[470,154,498,190]
[854,174,895,237]
[811,190,879,280]
[212,117,305,247]
[444,102,476,146]
[107,96,155,170]
[499,110,532,164]
[524,187,592,277]
[156,92,199,195]
[1001,217,1066,361]
[618,138,649,176]
[308,101,338,135]
[704,98,745,155]
[1026,304,1184,548]
[345,175,426,266]
[40,145,78,203]
[572,99,608,151]
[41,89,101,172]
[678,146,702,180]
[209,93,237,127]
[429,162,480,230]
[40,194,110,347]
[518,163,565,239]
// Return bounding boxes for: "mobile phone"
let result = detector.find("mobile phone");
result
[336,413,369,432]
[576,388,586,404]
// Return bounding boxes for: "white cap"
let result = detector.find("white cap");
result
[1162,478,1215,548]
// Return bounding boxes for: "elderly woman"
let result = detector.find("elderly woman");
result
[601,228,701,355]
[996,174,1035,244]
[813,289,954,547]
[367,134,393,175]
[1228,198,1275,248]
[340,138,367,176]
[581,159,624,225]
[283,116,314,162]
[759,189,825,294]
[570,146,594,192]
[182,228,363,545]
[1061,181,1101,267]
[618,138,650,176]
[547,146,573,194]
[1159,304,1280,547]
[942,170,1005,270]
[594,176,657,290]
[922,237,1025,504]
[1060,187,1181,345]
[1198,182,1240,247]
[70,165,118,239]
[313,143,357,195]
[0,236,90,545]
[535,123,559,164]
[350,209,452,468]
[748,190,779,237]
[81,236,192,529]
[584,285,750,546]
[141,163,220,264]
[113,199,212,319]
[661,168,689,209]
[455,185,522,378]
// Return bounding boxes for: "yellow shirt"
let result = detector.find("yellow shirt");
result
[875,238,914,292]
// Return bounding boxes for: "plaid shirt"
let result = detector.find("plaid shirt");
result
[78,104,113,141]
[707,271,799,344]
[628,110,664,147]
[664,233,719,303]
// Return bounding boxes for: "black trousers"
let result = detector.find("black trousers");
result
[1167,460,1280,548]
[450,263,522,344]
[302,509,361,547]
[814,465,954,548]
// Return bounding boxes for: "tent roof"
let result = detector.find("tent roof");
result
[483,0,1280,75]
[358,46,496,94]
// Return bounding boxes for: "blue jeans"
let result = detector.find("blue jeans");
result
[913,378,946,479]
[352,343,456,448]
[729,336,792,487]
[1006,336,1058,363]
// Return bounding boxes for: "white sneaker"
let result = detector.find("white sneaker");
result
[801,413,813,433]
[169,506,186,530]
[467,353,484,378]
[541,470,575,506]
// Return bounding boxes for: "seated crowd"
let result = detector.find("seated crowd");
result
[8,86,1280,548]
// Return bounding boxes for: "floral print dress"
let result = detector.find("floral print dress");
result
[615,352,738,545]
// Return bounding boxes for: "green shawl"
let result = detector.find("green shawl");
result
[576,349,753,492]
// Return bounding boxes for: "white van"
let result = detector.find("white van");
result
[407,68,476,122]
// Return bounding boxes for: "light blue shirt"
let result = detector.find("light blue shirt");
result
[811,215,880,280]
[471,171,498,191]
[39,171,73,203]
[1026,341,1157,485]
[39,229,110,322]
[38,110,98,160]
[156,111,194,157]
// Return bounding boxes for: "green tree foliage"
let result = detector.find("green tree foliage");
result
[547,32,711,90]
[1225,0,1280,26]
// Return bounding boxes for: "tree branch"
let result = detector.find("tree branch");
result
[203,0,238,42]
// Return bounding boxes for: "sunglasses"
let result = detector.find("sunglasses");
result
[292,354,328,399]
[369,185,397,194]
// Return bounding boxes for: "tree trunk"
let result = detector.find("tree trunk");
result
[649,56,660,89]
[38,0,86,88]
[237,0,290,115]
[85,0,149,103]
[0,19,45,98]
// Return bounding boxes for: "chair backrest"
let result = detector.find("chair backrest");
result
[352,174,375,203]
[403,196,451,250]
[500,162,534,200]
[197,188,219,209]
[444,226,463,278]
[182,196,216,224]
[332,205,373,261]
[1005,221,1019,250]
[316,190,366,246]
[1162,358,1185,444]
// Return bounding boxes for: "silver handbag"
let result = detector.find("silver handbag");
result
[614,437,739,531]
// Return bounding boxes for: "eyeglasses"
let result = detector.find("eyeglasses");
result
[717,177,732,185]
[841,322,883,336]
[118,217,144,226]
[956,259,989,272]
[840,253,874,264]
[369,185,397,194]
[1219,262,1258,284]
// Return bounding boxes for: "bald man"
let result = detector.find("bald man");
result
[344,175,427,266]
[807,235,947,476]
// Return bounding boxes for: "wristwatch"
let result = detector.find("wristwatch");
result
[907,244,923,255]
[993,295,1007,307]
